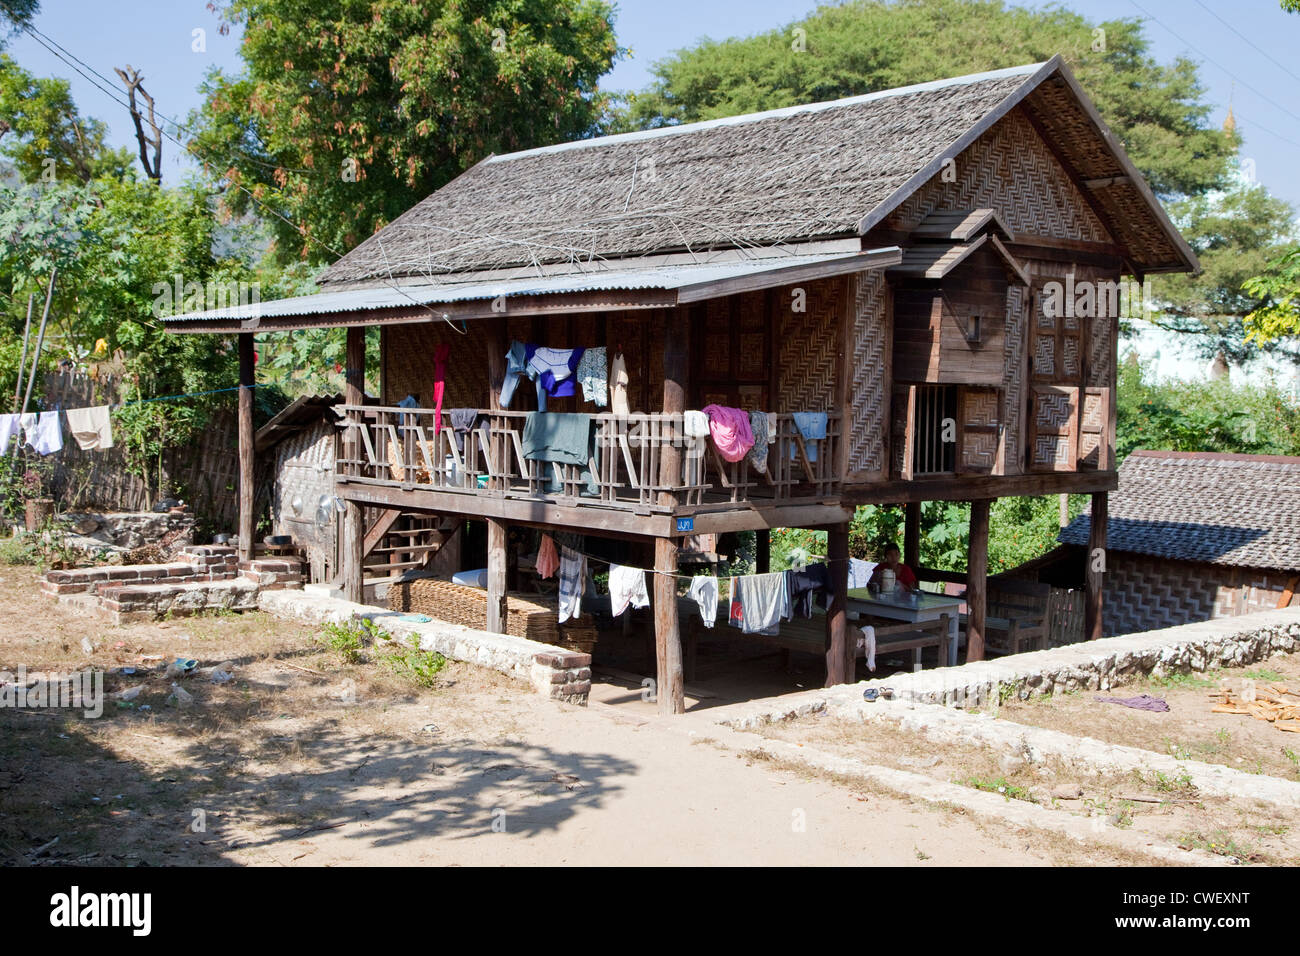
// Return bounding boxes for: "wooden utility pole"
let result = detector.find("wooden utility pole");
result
[904,501,921,569]
[825,522,851,685]
[237,332,255,562]
[965,499,991,662]
[341,326,366,603]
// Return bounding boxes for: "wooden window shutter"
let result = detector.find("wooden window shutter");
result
[956,385,1003,475]
[1077,386,1110,470]
[1027,385,1079,472]
[891,384,916,480]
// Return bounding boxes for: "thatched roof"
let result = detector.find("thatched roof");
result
[1060,451,1300,572]
[319,56,1195,288]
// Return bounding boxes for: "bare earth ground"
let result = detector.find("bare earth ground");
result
[0,565,1160,867]
[757,654,1300,865]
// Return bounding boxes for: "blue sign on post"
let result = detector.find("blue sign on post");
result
[675,517,694,533]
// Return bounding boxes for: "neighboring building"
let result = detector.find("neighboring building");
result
[164,56,1197,712]
[1059,450,1300,636]
[255,395,342,583]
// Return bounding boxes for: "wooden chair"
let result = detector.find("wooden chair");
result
[982,580,1049,656]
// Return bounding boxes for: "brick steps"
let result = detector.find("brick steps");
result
[99,579,261,625]
[40,544,305,623]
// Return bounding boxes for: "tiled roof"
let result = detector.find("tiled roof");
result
[1060,451,1300,572]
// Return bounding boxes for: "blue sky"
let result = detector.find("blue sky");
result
[5,0,1298,211]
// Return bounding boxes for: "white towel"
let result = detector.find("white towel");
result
[607,563,650,618]
[23,411,62,455]
[0,414,21,452]
[683,410,710,438]
[856,625,877,672]
[65,405,114,450]
[688,575,719,628]
[848,558,877,590]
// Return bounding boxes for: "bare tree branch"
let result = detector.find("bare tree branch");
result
[114,64,162,183]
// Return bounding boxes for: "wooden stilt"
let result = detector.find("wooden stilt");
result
[237,332,256,563]
[904,501,921,569]
[756,528,770,574]
[1085,491,1107,640]
[654,537,684,715]
[486,517,508,633]
[341,326,365,604]
[965,499,990,662]
[654,307,688,715]
[825,521,851,685]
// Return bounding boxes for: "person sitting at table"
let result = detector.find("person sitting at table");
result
[869,543,918,593]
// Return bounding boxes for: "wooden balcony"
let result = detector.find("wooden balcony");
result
[334,405,847,535]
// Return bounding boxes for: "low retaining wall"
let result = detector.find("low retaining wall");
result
[256,590,592,704]
[706,606,1300,727]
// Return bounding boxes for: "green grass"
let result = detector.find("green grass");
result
[318,617,391,665]
[1147,672,1218,690]
[380,647,448,688]
[0,533,38,565]
[962,776,1037,803]
[1245,668,1286,682]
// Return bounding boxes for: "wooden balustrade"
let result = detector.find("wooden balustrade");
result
[334,405,841,514]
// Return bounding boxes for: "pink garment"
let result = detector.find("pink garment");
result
[432,343,451,434]
[702,404,755,463]
[536,534,560,580]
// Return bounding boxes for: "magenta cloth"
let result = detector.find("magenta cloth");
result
[702,404,755,463]
[431,343,451,434]
[1093,693,1169,712]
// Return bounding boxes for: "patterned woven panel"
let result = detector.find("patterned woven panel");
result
[1033,333,1056,379]
[1035,388,1074,430]
[776,277,842,413]
[848,272,889,478]
[963,432,999,471]
[1022,83,1183,269]
[1001,286,1026,474]
[384,322,491,407]
[1079,431,1102,468]
[891,387,911,477]
[884,108,1111,244]
[1100,554,1289,637]
[1063,336,1080,378]
[1080,390,1105,431]
[1089,313,1115,387]
[1033,434,1072,469]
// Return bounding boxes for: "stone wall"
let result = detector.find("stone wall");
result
[257,590,592,704]
[63,510,195,556]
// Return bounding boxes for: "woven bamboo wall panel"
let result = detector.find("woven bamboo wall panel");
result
[270,420,337,581]
[384,322,491,408]
[776,277,842,413]
[1001,286,1027,474]
[1102,554,1291,637]
[883,108,1111,244]
[848,271,889,478]
[1088,314,1115,387]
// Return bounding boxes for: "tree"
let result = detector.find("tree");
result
[620,0,1237,199]
[0,54,131,183]
[1147,174,1298,365]
[0,0,38,39]
[1243,247,1300,343]
[189,0,623,264]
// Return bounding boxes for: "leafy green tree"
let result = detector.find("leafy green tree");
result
[1243,247,1300,343]
[621,0,1236,198]
[0,55,131,183]
[1148,175,1298,366]
[0,0,37,39]
[190,0,623,263]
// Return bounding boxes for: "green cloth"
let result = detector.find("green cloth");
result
[522,412,598,496]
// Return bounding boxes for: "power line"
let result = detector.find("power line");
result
[1189,0,1300,87]
[1129,0,1300,127]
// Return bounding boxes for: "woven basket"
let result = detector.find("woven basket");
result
[388,578,597,649]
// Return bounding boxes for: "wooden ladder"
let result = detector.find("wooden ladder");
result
[360,510,461,587]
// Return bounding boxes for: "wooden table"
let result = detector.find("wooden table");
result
[846,588,963,666]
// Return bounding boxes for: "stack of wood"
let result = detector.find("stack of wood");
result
[1209,683,1300,733]
[388,577,597,652]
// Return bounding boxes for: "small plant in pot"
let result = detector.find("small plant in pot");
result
[21,468,55,532]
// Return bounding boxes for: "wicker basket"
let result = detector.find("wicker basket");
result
[388,577,597,650]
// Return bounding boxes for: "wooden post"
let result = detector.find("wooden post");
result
[825,522,851,686]
[1085,491,1107,640]
[486,517,508,633]
[486,318,506,490]
[904,501,921,569]
[237,332,256,563]
[341,325,366,604]
[965,499,991,662]
[655,308,689,715]
[756,528,770,574]
[654,537,684,714]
